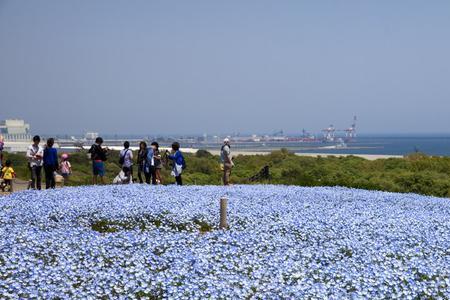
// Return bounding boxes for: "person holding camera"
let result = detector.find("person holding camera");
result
[166,142,186,186]
[26,135,44,190]
[88,137,108,185]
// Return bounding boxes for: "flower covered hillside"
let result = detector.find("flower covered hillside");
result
[0,185,449,299]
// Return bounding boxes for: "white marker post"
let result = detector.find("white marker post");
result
[219,197,228,230]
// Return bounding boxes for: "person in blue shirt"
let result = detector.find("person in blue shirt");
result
[144,143,156,185]
[43,138,58,189]
[167,142,185,186]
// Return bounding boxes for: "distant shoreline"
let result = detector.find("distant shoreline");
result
[186,148,403,160]
[61,146,403,160]
[3,142,407,160]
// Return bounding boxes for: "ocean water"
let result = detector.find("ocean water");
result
[60,135,450,157]
[298,136,450,156]
[193,135,450,156]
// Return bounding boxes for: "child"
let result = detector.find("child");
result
[167,142,186,186]
[113,170,131,184]
[59,153,72,185]
[1,160,15,192]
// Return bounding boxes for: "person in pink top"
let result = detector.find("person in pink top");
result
[59,153,72,186]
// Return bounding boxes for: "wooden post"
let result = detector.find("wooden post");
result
[219,197,228,229]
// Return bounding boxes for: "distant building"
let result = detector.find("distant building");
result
[0,119,31,141]
[85,132,99,140]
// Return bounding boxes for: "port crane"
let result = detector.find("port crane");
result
[344,116,357,142]
[322,125,336,142]
[321,116,357,143]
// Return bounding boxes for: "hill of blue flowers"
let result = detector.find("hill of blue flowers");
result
[0,185,449,298]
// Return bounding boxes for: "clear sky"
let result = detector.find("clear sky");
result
[0,0,449,135]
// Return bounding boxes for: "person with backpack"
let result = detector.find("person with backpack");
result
[136,141,148,184]
[43,138,58,189]
[26,135,44,190]
[88,137,108,185]
[220,138,234,186]
[167,142,186,186]
[119,141,133,184]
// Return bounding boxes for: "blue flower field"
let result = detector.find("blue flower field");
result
[0,185,449,299]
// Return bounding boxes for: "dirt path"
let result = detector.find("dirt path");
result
[0,178,30,196]
[1,176,66,196]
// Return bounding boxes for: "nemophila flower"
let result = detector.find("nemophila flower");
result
[0,185,449,298]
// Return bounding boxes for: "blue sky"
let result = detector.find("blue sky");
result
[0,1,449,135]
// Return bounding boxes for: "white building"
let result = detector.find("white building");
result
[0,119,31,141]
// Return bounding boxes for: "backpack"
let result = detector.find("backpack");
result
[119,149,129,165]
[89,144,107,161]
[181,154,187,170]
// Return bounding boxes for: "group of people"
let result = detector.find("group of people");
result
[0,135,234,192]
[0,135,72,192]
[87,137,234,186]
[26,135,72,190]
[88,137,187,186]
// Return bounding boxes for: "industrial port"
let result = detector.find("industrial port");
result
[0,117,359,153]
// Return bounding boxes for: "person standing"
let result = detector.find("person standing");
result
[167,142,185,186]
[43,138,58,189]
[26,135,44,190]
[59,153,72,186]
[151,142,163,184]
[221,138,234,186]
[144,143,156,184]
[136,141,148,184]
[1,160,15,192]
[0,136,4,170]
[119,141,133,184]
[88,137,108,185]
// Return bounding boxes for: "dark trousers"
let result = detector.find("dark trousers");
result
[30,165,42,190]
[44,165,56,189]
[144,166,157,185]
[175,175,182,186]
[137,164,145,184]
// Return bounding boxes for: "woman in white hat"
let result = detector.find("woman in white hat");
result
[220,138,234,185]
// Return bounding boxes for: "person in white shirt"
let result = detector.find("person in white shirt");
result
[26,135,44,190]
[119,141,133,184]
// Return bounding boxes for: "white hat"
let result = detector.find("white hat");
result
[223,138,230,143]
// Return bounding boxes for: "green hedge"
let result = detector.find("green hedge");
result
[3,150,450,197]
